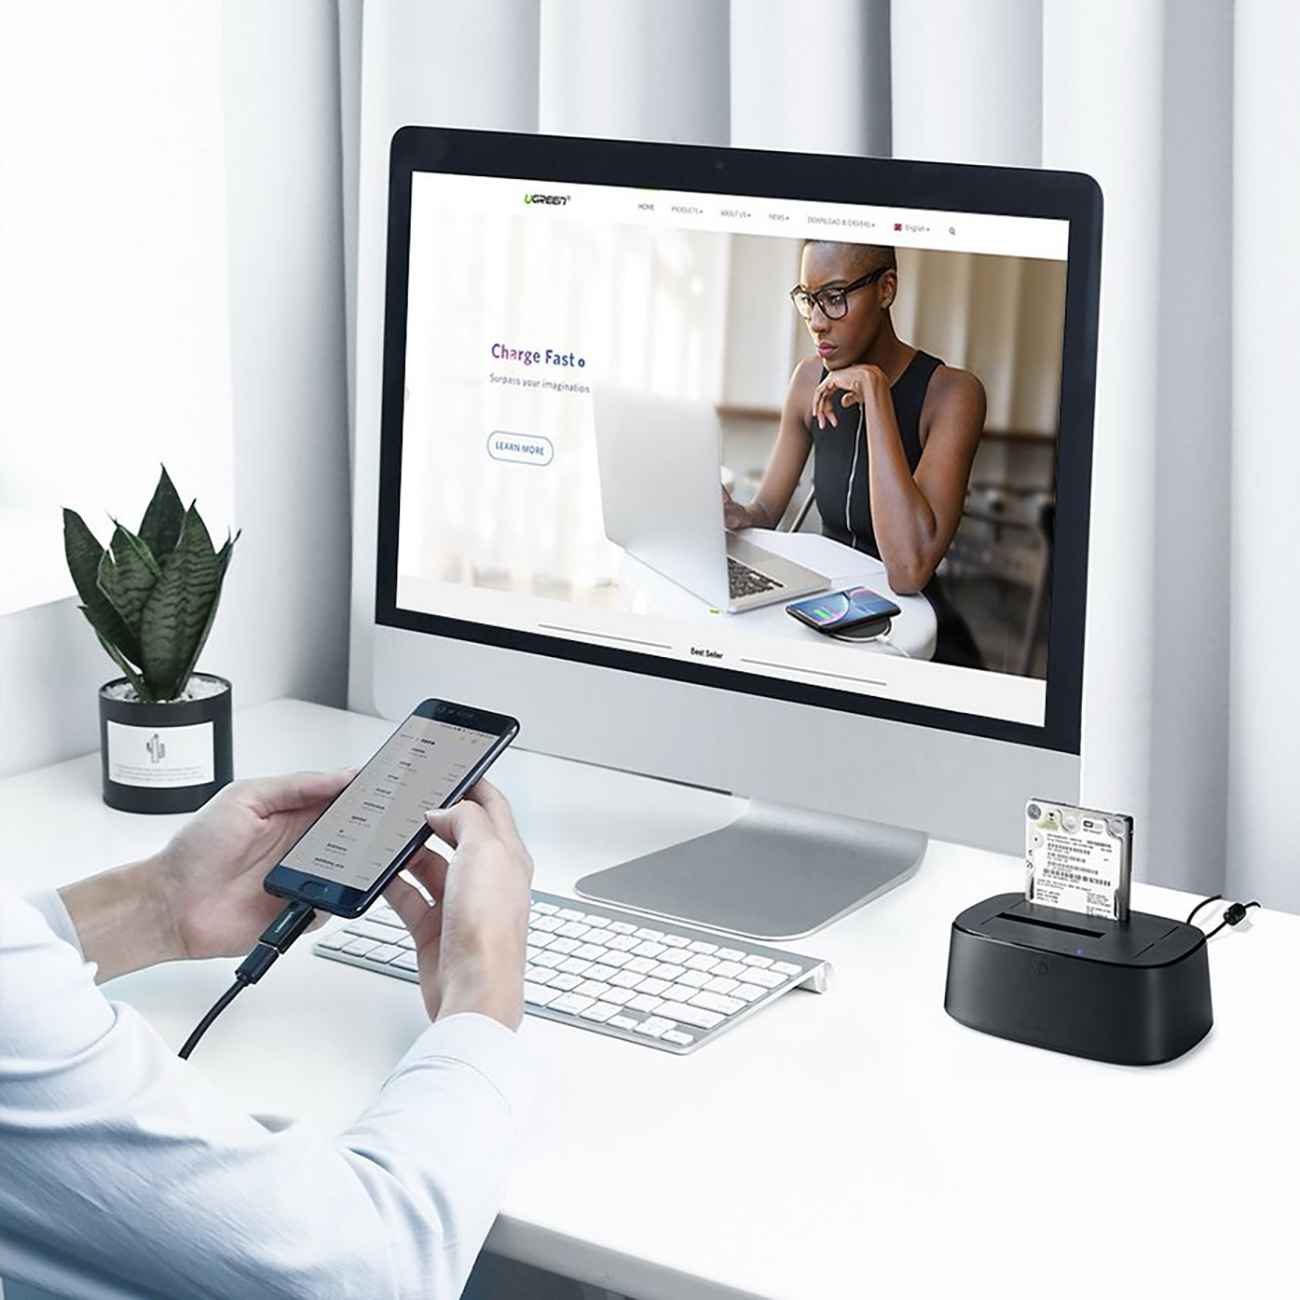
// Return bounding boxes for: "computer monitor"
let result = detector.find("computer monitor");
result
[362,127,1101,940]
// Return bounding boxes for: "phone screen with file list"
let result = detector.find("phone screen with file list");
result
[278,715,495,894]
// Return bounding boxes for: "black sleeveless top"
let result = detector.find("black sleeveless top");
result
[809,350,983,668]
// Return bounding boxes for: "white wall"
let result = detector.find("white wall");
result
[1229,0,1300,913]
[0,2,351,779]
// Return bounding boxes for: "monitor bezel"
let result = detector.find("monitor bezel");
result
[375,127,1101,755]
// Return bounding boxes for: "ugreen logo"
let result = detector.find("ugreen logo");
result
[524,192,570,206]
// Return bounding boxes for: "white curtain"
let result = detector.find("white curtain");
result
[345,0,1296,913]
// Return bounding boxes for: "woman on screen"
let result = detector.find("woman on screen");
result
[722,240,986,668]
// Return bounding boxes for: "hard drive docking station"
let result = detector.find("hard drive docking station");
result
[944,893,1213,1065]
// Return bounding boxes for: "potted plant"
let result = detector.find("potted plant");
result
[63,466,240,814]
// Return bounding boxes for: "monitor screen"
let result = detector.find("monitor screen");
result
[376,132,1098,758]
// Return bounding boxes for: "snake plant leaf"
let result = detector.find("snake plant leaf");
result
[90,624,152,702]
[139,505,219,700]
[97,523,161,635]
[173,528,241,693]
[63,509,144,668]
[138,466,185,563]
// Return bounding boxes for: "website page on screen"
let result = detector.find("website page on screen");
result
[394,173,1069,726]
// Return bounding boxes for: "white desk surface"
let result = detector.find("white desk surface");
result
[620,529,938,659]
[5,699,1297,1300]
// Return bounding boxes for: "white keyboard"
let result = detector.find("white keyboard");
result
[313,889,831,1055]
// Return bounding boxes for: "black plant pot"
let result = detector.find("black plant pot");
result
[99,674,233,813]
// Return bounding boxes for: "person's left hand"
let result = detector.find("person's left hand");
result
[60,768,355,982]
[810,363,890,428]
[152,769,355,961]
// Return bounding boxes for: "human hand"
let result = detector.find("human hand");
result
[60,768,354,982]
[383,780,533,1030]
[721,484,754,531]
[810,363,890,428]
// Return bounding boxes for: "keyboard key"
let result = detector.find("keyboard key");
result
[606,935,640,952]
[628,994,663,1013]
[559,957,593,975]
[661,983,696,1003]
[551,993,595,1015]
[713,960,745,978]
[731,981,765,1002]
[558,909,584,920]
[717,948,746,961]
[599,950,632,968]
[704,976,740,995]
[558,922,590,939]
[691,990,745,1015]
[639,977,671,995]
[525,982,562,1007]
[634,1017,675,1038]
[684,954,719,972]
[548,972,583,991]
[743,954,773,968]
[603,987,636,1006]
[678,970,711,988]
[625,956,657,973]
[579,1002,619,1023]
[650,962,682,980]
[586,964,620,983]
[634,928,664,941]
[688,941,718,954]
[532,916,564,933]
[368,943,404,963]
[632,941,667,959]
[534,951,567,968]
[317,931,350,950]
[773,961,804,976]
[367,910,406,930]
[610,970,644,989]
[574,943,606,961]
[525,965,557,984]
[342,937,380,957]
[582,915,610,929]
[658,948,689,966]
[527,933,555,950]
[662,1030,694,1046]
[607,921,638,934]
[609,1015,638,1030]
[661,934,690,948]
[666,1003,723,1030]
[533,901,559,915]
[548,937,581,954]
[736,967,784,988]
[575,980,613,1000]
[392,952,420,972]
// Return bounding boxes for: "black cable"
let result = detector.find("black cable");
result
[1185,893,1260,940]
[178,899,317,1060]
[178,982,245,1060]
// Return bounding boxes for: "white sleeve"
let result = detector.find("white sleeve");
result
[0,885,532,1300]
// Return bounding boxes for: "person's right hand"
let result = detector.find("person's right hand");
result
[383,780,534,1030]
[721,484,755,531]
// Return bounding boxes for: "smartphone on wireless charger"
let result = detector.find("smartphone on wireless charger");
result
[263,698,519,918]
[785,587,902,639]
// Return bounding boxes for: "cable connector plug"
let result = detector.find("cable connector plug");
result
[235,899,318,986]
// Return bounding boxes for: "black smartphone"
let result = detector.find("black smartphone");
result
[263,698,519,918]
[785,587,902,638]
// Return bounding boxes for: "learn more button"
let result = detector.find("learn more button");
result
[487,430,554,466]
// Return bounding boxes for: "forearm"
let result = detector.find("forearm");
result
[863,397,942,592]
[58,857,180,982]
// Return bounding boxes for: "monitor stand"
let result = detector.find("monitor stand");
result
[574,799,926,941]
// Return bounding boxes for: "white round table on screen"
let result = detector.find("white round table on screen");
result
[616,529,937,660]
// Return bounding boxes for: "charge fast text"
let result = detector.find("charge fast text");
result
[491,343,586,369]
